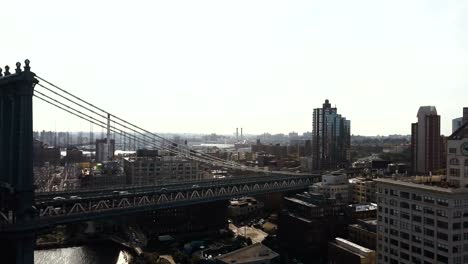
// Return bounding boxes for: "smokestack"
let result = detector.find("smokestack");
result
[236,128,239,141]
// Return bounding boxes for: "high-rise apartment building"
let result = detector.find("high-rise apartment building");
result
[95,138,115,163]
[376,122,468,264]
[311,99,350,170]
[453,117,464,133]
[411,106,441,174]
[452,107,468,133]
[375,177,468,264]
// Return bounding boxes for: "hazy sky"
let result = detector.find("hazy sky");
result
[2,0,467,136]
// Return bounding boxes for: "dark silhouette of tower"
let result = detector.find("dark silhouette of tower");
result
[0,60,38,264]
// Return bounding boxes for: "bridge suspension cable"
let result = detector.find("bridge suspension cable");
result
[34,77,244,168]
[33,84,267,172]
[34,93,236,166]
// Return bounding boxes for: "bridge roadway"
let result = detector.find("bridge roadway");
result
[35,173,315,200]
[2,173,320,232]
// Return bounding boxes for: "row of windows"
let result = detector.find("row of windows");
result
[379,244,450,263]
[379,251,468,264]
[378,189,450,206]
[380,204,454,217]
[448,158,468,166]
[448,167,468,178]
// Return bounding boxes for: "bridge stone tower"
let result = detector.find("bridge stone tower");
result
[0,60,38,264]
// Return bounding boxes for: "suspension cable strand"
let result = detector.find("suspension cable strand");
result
[35,84,237,168]
[34,94,237,167]
[35,76,234,165]
[34,93,258,170]
[34,87,235,167]
[33,77,288,173]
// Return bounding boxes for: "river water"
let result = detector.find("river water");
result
[34,245,132,264]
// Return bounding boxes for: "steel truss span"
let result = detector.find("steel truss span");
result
[0,174,318,232]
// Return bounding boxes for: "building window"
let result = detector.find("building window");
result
[436,254,448,264]
[437,232,448,241]
[424,239,434,248]
[413,225,422,233]
[465,159,468,166]
[413,215,422,223]
[437,220,449,229]
[437,210,447,217]
[450,158,460,165]
[437,243,449,252]
[424,228,434,237]
[450,168,461,177]
[437,199,449,206]
[424,250,434,259]
[412,246,422,254]
[412,193,422,201]
[401,242,410,250]
[401,212,410,220]
[400,232,410,240]
[412,204,422,211]
[400,191,410,199]
[424,217,434,225]
[400,252,410,261]
[424,196,435,204]
[449,148,457,154]
[424,207,434,214]
[413,235,422,243]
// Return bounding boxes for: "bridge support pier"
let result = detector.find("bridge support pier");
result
[1,233,36,264]
[0,61,38,264]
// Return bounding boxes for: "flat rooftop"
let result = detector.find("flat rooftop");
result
[374,178,468,194]
[332,238,374,257]
[348,203,377,212]
[216,243,279,264]
[284,196,316,208]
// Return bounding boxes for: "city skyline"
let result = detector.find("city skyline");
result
[2,1,467,136]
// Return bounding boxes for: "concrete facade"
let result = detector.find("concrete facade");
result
[376,178,468,264]
[310,171,350,203]
[446,122,468,187]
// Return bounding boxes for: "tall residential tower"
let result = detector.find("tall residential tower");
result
[411,106,442,175]
[311,99,351,170]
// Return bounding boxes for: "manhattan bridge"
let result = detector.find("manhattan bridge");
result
[0,60,320,263]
